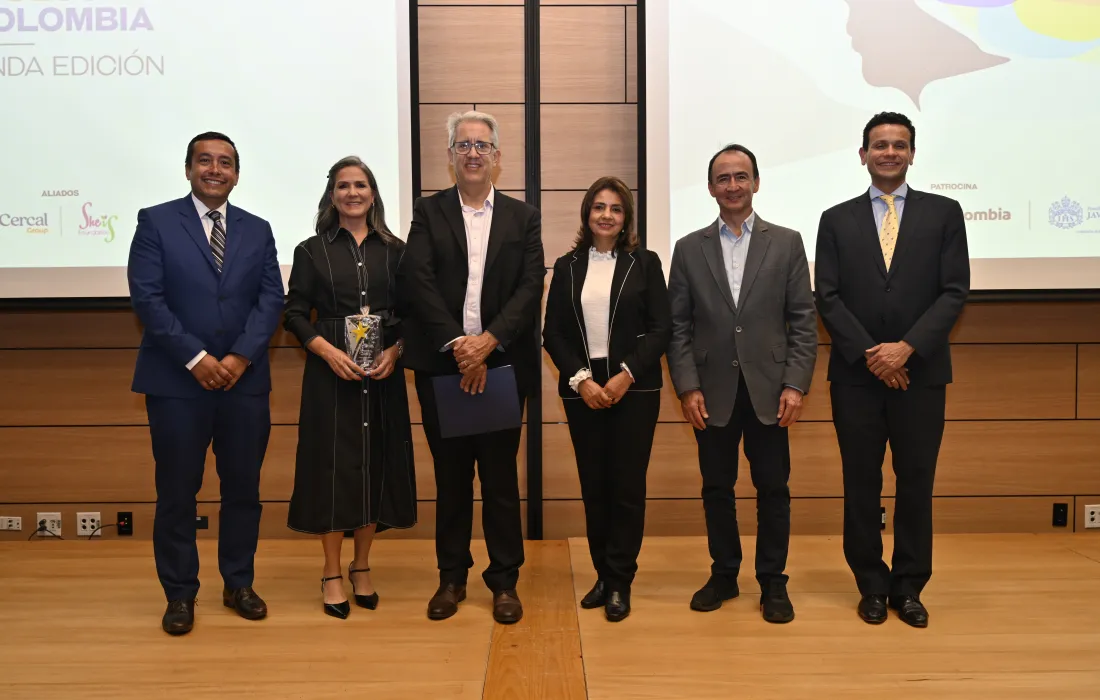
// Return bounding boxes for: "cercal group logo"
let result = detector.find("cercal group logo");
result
[78,202,117,242]
[0,211,49,234]
[1049,197,1084,230]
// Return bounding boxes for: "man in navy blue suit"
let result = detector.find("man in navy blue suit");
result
[127,132,284,635]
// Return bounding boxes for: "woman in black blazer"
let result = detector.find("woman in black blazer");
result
[543,176,672,621]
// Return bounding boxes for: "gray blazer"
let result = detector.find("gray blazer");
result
[667,215,817,427]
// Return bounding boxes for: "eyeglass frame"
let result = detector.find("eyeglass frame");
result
[450,140,496,156]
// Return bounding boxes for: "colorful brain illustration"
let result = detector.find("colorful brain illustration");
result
[936,0,1100,56]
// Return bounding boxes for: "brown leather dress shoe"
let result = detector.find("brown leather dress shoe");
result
[222,586,268,620]
[162,599,195,635]
[427,583,466,620]
[493,589,523,624]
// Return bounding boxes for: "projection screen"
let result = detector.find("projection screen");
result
[645,0,1100,290]
[0,0,413,298]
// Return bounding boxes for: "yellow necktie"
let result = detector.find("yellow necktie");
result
[879,194,899,270]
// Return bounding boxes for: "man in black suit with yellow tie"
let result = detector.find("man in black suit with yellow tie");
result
[814,112,969,628]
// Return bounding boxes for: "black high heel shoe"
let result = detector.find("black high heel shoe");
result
[321,575,350,619]
[349,565,379,609]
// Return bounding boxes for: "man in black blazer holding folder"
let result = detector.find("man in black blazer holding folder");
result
[814,112,969,628]
[398,110,545,624]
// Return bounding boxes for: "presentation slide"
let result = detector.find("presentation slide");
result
[0,0,412,298]
[645,0,1100,290]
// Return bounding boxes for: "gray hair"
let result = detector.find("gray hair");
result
[446,110,500,149]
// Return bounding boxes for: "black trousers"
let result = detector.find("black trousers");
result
[146,392,270,602]
[830,382,946,598]
[562,363,661,591]
[414,372,525,593]
[694,380,791,585]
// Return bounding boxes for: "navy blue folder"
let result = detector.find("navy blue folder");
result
[431,365,522,438]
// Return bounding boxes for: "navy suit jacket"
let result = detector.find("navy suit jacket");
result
[127,194,284,398]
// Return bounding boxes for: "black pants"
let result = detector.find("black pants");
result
[414,372,525,593]
[563,363,661,591]
[694,380,791,585]
[830,382,946,598]
[146,392,270,602]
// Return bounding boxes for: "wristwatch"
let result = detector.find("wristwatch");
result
[395,338,405,358]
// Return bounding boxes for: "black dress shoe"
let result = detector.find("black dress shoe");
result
[605,590,630,622]
[760,581,794,623]
[581,580,607,609]
[858,594,888,624]
[690,575,739,612]
[493,589,523,624]
[427,583,466,621]
[349,565,379,610]
[162,598,195,635]
[321,575,350,619]
[222,586,268,620]
[889,595,928,628]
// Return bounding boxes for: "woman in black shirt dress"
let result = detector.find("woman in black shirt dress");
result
[283,156,416,619]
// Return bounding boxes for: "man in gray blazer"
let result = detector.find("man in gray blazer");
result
[667,144,817,623]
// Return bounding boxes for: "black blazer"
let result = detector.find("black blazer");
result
[396,187,545,394]
[544,246,672,397]
[814,187,970,386]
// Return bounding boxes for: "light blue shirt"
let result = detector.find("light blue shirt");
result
[869,183,908,231]
[718,211,755,307]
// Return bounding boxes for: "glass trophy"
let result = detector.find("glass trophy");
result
[343,309,383,372]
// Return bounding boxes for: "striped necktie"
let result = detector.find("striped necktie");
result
[208,210,226,272]
[879,194,899,271]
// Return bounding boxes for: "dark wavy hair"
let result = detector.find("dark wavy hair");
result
[573,176,638,254]
[315,156,399,245]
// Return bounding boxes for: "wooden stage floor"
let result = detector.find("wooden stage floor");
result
[2,534,1100,699]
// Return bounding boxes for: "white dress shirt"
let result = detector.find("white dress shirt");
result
[718,210,754,308]
[582,247,616,358]
[185,194,229,370]
[459,185,495,336]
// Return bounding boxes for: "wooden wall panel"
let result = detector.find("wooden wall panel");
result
[0,501,528,541]
[1077,344,1100,418]
[0,349,145,426]
[541,105,638,189]
[541,7,627,103]
[625,6,637,103]
[947,344,1077,419]
[0,425,528,504]
[542,420,1100,500]
[0,310,142,349]
[426,1,521,5]
[419,103,472,192]
[950,302,1100,344]
[417,7,525,103]
[540,190,584,265]
[541,0,636,5]
[543,496,1073,539]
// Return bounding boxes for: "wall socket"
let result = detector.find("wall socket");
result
[36,512,62,537]
[77,512,102,537]
[1085,505,1100,529]
[0,516,22,531]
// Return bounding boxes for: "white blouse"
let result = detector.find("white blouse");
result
[581,247,617,359]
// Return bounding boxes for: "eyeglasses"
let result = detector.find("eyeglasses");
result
[452,141,495,156]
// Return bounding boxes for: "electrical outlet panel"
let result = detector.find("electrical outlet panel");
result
[36,512,62,537]
[1085,505,1100,530]
[117,511,133,536]
[77,512,102,537]
[0,516,22,531]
